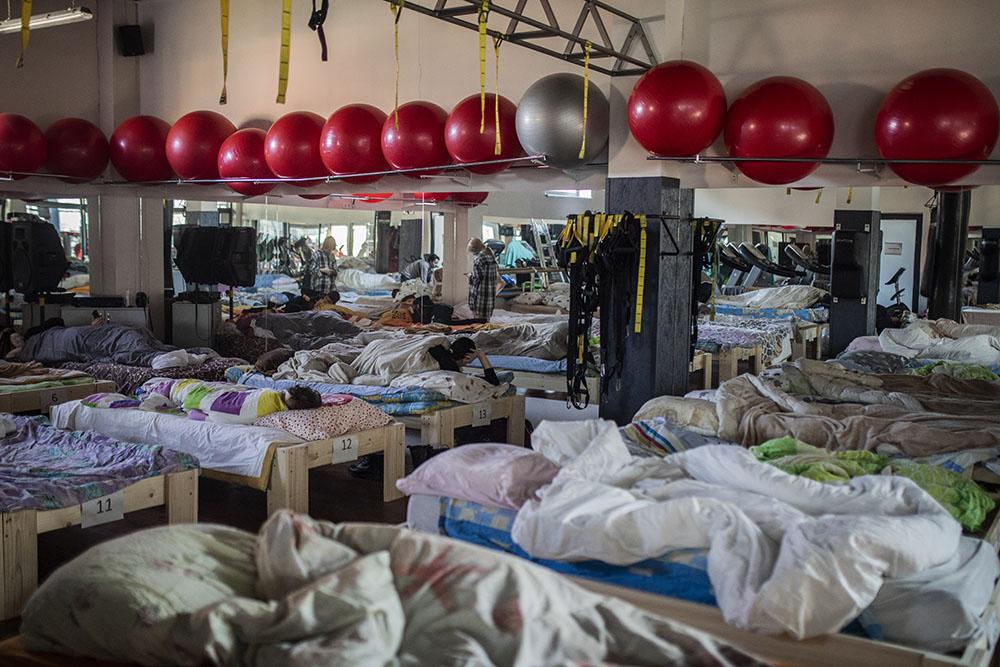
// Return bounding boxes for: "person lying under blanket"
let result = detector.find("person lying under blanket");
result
[134,378,323,424]
[428,337,500,386]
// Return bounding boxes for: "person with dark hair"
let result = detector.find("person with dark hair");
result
[467,238,499,320]
[140,378,323,425]
[428,337,500,386]
[400,253,440,283]
[283,385,324,410]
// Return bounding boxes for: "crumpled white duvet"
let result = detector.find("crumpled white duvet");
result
[716,285,827,310]
[879,319,1000,366]
[336,267,400,292]
[512,420,964,639]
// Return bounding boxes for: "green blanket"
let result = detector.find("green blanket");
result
[751,436,995,531]
[911,360,999,382]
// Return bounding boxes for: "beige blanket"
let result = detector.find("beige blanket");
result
[0,361,87,386]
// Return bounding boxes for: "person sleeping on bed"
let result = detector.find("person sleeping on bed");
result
[138,378,322,425]
[427,337,500,386]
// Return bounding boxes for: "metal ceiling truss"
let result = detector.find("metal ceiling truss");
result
[384,0,657,76]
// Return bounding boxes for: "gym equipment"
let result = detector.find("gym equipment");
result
[265,111,326,185]
[720,242,754,288]
[9,221,69,294]
[881,266,911,329]
[217,128,276,197]
[724,76,834,184]
[627,60,726,156]
[876,68,999,186]
[784,243,830,288]
[978,229,1000,305]
[829,210,882,355]
[452,191,488,206]
[44,118,109,182]
[381,101,451,178]
[515,72,609,170]
[0,114,45,178]
[109,115,174,182]
[320,104,389,184]
[445,93,523,174]
[166,110,236,181]
[737,243,805,280]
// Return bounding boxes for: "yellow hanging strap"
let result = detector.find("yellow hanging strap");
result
[219,0,230,104]
[493,36,502,155]
[389,0,404,129]
[634,215,647,333]
[846,186,854,204]
[785,187,791,196]
[15,0,31,69]
[478,0,489,133]
[276,0,292,104]
[578,40,592,160]
[815,189,823,205]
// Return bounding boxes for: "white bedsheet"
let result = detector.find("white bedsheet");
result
[512,419,971,640]
[51,400,302,478]
[879,319,1000,366]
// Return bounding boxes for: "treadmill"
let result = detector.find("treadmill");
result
[738,242,806,284]
[784,243,831,288]
[720,243,755,288]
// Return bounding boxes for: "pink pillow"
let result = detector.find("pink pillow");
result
[396,443,560,510]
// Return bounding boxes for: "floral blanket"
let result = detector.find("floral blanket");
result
[59,356,246,395]
[0,414,197,512]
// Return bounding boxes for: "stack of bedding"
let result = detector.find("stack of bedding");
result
[0,360,94,396]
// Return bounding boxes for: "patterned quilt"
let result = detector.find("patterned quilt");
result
[60,357,246,395]
[0,414,198,512]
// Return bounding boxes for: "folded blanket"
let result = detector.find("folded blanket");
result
[0,360,87,384]
[389,370,508,404]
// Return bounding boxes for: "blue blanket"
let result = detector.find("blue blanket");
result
[469,355,567,374]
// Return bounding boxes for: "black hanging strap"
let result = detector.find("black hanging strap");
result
[309,0,331,61]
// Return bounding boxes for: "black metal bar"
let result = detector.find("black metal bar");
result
[438,5,479,16]
[508,29,552,39]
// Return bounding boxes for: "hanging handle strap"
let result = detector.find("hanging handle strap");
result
[308,0,330,62]
[15,0,31,68]
[276,0,292,104]
[219,0,229,104]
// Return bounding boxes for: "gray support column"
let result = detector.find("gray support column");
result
[829,210,881,356]
[928,191,971,320]
[600,177,694,425]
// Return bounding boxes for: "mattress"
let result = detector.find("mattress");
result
[708,304,829,323]
[0,414,197,512]
[469,355,567,374]
[50,400,300,479]
[0,376,95,395]
[59,357,242,396]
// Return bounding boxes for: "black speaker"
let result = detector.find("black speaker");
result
[0,223,11,291]
[213,227,257,287]
[174,226,219,284]
[10,222,69,293]
[978,229,1000,305]
[116,24,146,57]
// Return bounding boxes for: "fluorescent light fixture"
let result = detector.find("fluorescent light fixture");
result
[0,6,93,34]
[544,189,592,199]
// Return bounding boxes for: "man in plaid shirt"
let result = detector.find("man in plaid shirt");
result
[308,236,338,294]
[467,237,498,320]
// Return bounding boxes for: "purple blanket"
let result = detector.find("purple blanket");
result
[0,415,199,512]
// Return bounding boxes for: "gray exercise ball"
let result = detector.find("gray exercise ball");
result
[516,72,610,170]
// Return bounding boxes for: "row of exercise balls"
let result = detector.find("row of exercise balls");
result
[0,115,110,182]
[627,60,997,186]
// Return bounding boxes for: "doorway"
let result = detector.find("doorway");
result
[879,214,922,311]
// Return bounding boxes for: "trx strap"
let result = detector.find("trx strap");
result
[389,0,404,129]
[478,0,489,133]
[634,215,646,333]
[846,186,853,204]
[308,0,330,62]
[578,39,591,160]
[15,0,30,68]
[493,36,502,155]
[219,0,229,104]
[276,0,292,103]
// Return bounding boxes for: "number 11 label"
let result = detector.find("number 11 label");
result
[332,435,359,464]
[81,490,125,528]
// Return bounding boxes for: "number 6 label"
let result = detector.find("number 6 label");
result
[332,435,359,464]
[471,402,492,427]
[81,490,125,528]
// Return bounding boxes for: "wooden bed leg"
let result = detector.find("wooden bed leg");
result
[750,347,763,374]
[165,469,199,524]
[506,396,526,446]
[1,511,37,621]
[383,424,406,503]
[718,349,738,382]
[267,445,309,516]
[702,353,713,390]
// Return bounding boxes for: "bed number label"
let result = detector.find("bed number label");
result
[81,490,124,529]
[472,402,492,427]
[332,435,359,464]
[44,389,68,408]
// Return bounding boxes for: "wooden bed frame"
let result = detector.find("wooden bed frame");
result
[715,346,763,384]
[202,422,407,514]
[572,575,1000,667]
[792,322,827,360]
[0,468,199,621]
[398,395,526,448]
[0,380,116,415]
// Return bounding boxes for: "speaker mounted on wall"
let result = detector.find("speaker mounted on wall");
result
[115,24,146,57]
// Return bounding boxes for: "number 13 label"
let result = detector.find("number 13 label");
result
[81,490,125,529]
[472,402,492,427]
[332,435,359,464]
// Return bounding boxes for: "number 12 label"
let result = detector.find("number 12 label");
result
[332,435,359,464]
[81,490,125,528]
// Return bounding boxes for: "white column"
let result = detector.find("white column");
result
[440,207,472,307]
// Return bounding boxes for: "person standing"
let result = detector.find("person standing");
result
[308,236,338,295]
[467,237,499,320]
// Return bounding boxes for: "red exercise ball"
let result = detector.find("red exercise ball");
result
[299,193,328,200]
[724,76,834,185]
[0,113,46,179]
[411,192,451,202]
[451,191,489,206]
[627,60,727,156]
[166,110,236,181]
[44,118,109,182]
[381,101,450,178]
[110,115,174,182]
[875,68,999,187]
[445,93,523,174]
[265,111,326,186]
[352,192,393,203]
[321,104,389,184]
[217,128,276,197]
